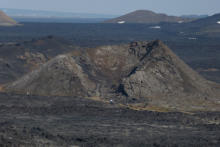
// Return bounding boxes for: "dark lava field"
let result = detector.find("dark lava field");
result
[1,93,220,146]
[0,22,220,146]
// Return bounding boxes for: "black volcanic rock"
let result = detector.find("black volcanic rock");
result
[120,41,220,110]
[104,10,193,24]
[4,40,220,111]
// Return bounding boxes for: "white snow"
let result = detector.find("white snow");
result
[109,99,114,104]
[217,21,220,24]
[178,21,184,24]
[150,26,161,29]
[188,37,197,40]
[117,21,125,24]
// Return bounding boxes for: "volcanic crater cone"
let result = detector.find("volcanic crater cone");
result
[4,40,220,111]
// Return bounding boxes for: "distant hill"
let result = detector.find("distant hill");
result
[0,10,17,26]
[104,10,193,24]
[191,14,220,35]
[174,13,220,34]
[190,13,220,26]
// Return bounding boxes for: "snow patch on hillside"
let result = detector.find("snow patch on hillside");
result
[150,26,161,29]
[118,21,125,24]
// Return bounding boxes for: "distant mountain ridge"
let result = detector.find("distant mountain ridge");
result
[1,8,118,19]
[0,10,17,26]
[190,13,220,25]
[181,14,208,19]
[105,10,194,24]
[174,13,220,34]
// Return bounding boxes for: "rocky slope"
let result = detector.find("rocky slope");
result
[104,10,193,24]
[4,40,220,111]
[0,10,17,26]
[0,36,78,84]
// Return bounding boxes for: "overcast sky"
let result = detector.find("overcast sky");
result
[1,0,220,15]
